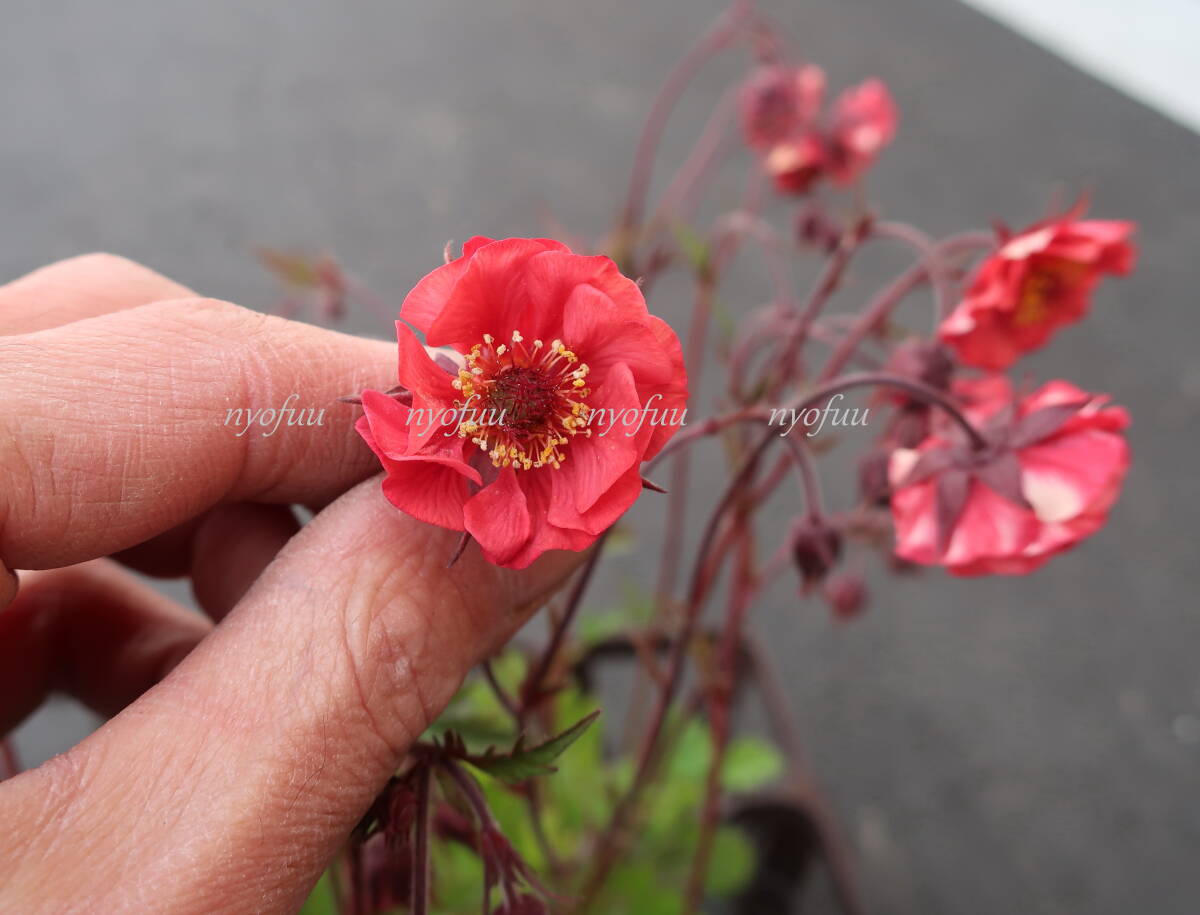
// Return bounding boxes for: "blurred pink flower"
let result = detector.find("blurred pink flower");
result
[888,376,1130,575]
[824,78,898,184]
[738,62,825,149]
[939,212,1136,369]
[757,75,898,194]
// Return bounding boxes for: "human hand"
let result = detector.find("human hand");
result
[0,254,578,913]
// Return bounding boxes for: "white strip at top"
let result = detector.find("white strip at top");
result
[958,0,1200,135]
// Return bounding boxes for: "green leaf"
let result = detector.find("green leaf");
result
[666,719,711,782]
[578,588,653,644]
[432,838,485,913]
[704,827,756,896]
[721,736,785,792]
[298,872,338,915]
[426,655,528,745]
[605,861,683,915]
[466,710,601,783]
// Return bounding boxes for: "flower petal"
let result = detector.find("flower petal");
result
[426,238,570,348]
[548,362,643,520]
[395,322,459,405]
[400,236,495,333]
[356,413,477,530]
[513,250,648,343]
[562,283,678,388]
[465,469,532,566]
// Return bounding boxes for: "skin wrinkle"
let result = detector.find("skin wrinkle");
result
[318,536,443,761]
[1,501,577,912]
[0,329,241,561]
[104,744,212,899]
[73,704,275,910]
[0,247,591,909]
[230,330,389,504]
[0,254,194,337]
[0,299,397,570]
[10,741,102,875]
[0,420,40,551]
[278,716,333,824]
[0,562,213,732]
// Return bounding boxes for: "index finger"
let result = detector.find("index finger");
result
[0,297,399,570]
[0,253,195,336]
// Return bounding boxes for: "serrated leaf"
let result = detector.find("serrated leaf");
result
[467,711,601,783]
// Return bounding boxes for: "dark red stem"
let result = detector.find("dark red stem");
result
[410,764,432,915]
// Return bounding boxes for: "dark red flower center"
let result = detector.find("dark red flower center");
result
[486,366,559,435]
[452,332,592,471]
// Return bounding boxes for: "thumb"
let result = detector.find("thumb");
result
[0,478,579,914]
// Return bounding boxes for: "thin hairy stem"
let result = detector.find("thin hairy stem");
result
[410,765,432,915]
[617,0,754,247]
[519,533,609,722]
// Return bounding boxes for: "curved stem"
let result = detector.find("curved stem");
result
[650,87,739,229]
[577,432,774,906]
[772,218,871,388]
[579,375,985,902]
[778,432,827,518]
[519,532,609,722]
[710,210,796,307]
[683,522,756,912]
[482,659,520,723]
[617,0,754,243]
[818,231,996,382]
[654,276,716,616]
[805,371,988,450]
[872,220,952,324]
[652,370,988,473]
[745,625,866,915]
[410,765,432,915]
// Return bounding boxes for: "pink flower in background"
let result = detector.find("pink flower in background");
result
[763,131,827,194]
[823,78,898,185]
[356,237,687,569]
[939,213,1136,370]
[738,63,825,149]
[751,71,898,195]
[888,376,1130,576]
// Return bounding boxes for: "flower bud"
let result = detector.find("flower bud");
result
[790,516,842,591]
[764,133,826,195]
[884,339,955,395]
[795,202,843,253]
[739,63,825,150]
[824,573,868,621]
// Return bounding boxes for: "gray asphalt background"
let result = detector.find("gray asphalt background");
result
[3,0,1199,912]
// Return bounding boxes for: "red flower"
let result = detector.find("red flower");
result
[888,376,1130,576]
[763,132,827,195]
[759,77,898,195]
[938,213,1136,370]
[356,237,688,569]
[739,63,825,150]
[824,78,898,185]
